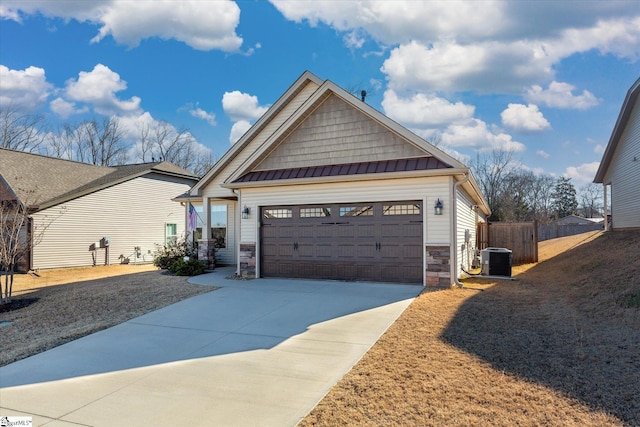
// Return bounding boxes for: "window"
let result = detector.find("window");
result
[210,204,227,248]
[165,223,177,246]
[300,207,331,218]
[383,204,421,215]
[340,206,374,217]
[192,204,204,241]
[263,208,292,219]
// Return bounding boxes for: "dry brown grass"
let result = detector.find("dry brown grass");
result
[301,231,640,426]
[0,265,214,366]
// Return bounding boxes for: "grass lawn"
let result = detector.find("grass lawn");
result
[300,231,640,426]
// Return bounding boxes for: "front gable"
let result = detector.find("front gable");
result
[225,79,466,187]
[255,94,429,171]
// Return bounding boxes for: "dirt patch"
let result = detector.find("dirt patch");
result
[0,266,215,366]
[300,231,640,426]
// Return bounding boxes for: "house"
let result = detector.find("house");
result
[0,148,199,270]
[594,77,640,231]
[181,71,490,286]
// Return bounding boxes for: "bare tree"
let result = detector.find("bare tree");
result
[470,149,516,221]
[578,182,603,218]
[0,186,64,304]
[135,120,212,175]
[81,117,127,166]
[0,104,47,152]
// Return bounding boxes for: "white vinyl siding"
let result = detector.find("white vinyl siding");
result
[605,100,640,229]
[239,176,451,245]
[456,188,480,278]
[200,81,320,199]
[31,174,193,269]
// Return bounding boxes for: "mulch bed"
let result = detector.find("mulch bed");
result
[0,270,215,366]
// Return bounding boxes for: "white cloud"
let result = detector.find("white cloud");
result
[222,90,269,121]
[229,120,252,144]
[0,0,243,51]
[0,65,52,108]
[501,103,551,131]
[271,1,640,93]
[441,118,526,152]
[189,108,217,126]
[525,81,600,109]
[64,64,141,116]
[343,30,366,49]
[536,150,551,159]
[381,39,556,93]
[50,97,88,118]
[381,89,474,127]
[564,161,600,185]
[593,144,606,154]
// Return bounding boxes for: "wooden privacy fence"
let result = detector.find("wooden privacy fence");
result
[486,222,538,265]
[538,223,604,241]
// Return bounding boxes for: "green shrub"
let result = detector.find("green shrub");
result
[153,238,197,270]
[167,257,207,276]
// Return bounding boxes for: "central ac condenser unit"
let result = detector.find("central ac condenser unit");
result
[481,247,512,277]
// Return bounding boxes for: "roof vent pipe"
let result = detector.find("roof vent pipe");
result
[361,90,367,102]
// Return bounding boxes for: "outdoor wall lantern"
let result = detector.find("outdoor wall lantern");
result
[242,205,250,219]
[434,199,443,215]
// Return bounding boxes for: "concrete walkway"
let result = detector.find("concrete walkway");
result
[0,268,422,426]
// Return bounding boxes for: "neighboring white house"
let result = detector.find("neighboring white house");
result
[0,148,198,270]
[180,71,490,286]
[594,77,640,231]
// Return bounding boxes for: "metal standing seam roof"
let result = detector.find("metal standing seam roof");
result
[233,156,452,183]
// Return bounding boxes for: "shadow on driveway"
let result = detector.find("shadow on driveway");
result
[0,272,422,388]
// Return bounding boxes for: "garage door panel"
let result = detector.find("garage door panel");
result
[313,244,333,258]
[261,201,423,284]
[336,224,355,238]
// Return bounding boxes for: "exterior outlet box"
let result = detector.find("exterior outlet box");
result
[481,247,512,277]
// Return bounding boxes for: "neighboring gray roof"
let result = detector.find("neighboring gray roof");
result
[0,148,198,210]
[594,77,640,183]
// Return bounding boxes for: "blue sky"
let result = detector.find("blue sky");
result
[1,0,639,188]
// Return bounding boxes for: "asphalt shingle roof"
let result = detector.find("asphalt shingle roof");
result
[0,148,197,210]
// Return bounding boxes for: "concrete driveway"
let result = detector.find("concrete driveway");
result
[0,268,422,426]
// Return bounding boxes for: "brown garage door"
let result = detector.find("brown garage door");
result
[261,201,423,284]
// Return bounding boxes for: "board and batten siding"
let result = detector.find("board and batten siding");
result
[238,176,451,246]
[201,81,320,199]
[31,174,193,269]
[605,100,640,229]
[256,95,426,171]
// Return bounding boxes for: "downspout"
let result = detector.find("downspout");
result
[603,184,609,231]
[452,172,470,288]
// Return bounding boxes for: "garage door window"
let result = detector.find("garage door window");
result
[300,207,331,218]
[340,205,374,217]
[264,208,292,219]
[383,203,421,215]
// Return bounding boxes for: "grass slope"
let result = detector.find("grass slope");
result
[300,231,640,426]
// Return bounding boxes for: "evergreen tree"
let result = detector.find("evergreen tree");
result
[551,176,578,219]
